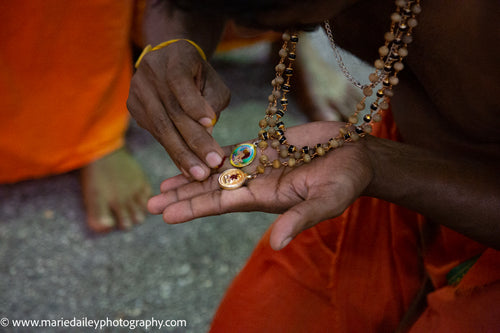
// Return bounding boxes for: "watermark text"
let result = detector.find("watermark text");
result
[1,316,187,330]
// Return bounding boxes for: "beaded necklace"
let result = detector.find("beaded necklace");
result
[219,0,421,190]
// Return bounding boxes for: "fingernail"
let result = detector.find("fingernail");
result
[279,237,293,250]
[189,165,206,180]
[206,152,223,168]
[199,117,213,127]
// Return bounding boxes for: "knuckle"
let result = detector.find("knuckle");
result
[181,99,202,118]
[169,148,194,168]
[185,132,208,151]
[165,104,184,122]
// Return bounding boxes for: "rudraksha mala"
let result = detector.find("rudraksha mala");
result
[219,0,422,190]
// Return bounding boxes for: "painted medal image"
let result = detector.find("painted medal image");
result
[230,143,256,168]
[218,168,248,190]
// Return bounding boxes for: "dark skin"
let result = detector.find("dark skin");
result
[80,148,151,232]
[128,0,228,180]
[129,0,500,250]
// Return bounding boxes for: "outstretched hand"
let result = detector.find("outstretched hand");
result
[148,121,374,250]
[127,40,230,181]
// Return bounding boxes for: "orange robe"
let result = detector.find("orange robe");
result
[0,1,140,183]
[210,110,500,332]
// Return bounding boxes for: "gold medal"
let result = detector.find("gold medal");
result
[218,168,249,190]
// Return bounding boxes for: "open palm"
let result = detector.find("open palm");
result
[148,121,374,250]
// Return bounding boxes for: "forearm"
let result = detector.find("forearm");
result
[142,0,226,58]
[363,135,500,249]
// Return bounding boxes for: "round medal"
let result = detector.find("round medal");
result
[218,168,248,190]
[230,143,256,168]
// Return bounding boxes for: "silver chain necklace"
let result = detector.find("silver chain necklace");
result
[323,20,385,90]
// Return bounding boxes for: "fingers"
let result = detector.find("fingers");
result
[159,174,191,193]
[161,185,258,223]
[148,171,263,222]
[161,101,224,170]
[148,173,219,215]
[148,140,260,215]
[128,46,229,180]
[166,44,230,121]
[149,141,254,216]
[132,76,219,181]
[162,64,227,170]
[268,197,337,251]
[167,62,218,128]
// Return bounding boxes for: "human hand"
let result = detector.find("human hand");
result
[127,40,231,181]
[148,121,374,250]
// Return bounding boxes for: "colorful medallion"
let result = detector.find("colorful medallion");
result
[230,143,256,168]
[218,168,248,190]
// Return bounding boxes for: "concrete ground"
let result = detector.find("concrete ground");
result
[0,42,309,333]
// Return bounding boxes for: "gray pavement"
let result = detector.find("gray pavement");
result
[0,43,308,333]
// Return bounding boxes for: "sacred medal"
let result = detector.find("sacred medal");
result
[230,143,256,168]
[218,168,249,190]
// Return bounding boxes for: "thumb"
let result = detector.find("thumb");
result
[269,198,336,251]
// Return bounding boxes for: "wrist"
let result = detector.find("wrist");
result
[142,0,226,58]
[135,39,207,69]
[360,134,389,198]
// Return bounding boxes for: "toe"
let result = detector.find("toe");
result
[110,202,133,230]
[87,209,115,233]
[130,201,146,225]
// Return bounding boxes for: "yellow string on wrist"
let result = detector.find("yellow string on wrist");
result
[134,39,207,69]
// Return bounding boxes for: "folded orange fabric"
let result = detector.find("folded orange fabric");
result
[210,109,499,332]
[0,1,139,182]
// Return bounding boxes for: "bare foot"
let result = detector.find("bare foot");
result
[80,148,151,232]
